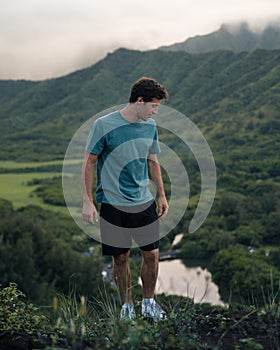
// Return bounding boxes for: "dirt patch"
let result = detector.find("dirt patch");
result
[195,309,280,349]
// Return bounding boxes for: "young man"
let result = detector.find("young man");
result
[82,77,169,320]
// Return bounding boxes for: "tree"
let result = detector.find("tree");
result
[0,200,104,304]
[211,246,280,304]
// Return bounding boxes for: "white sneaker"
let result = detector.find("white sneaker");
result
[119,303,136,320]
[141,299,167,321]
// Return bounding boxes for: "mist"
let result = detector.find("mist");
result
[0,0,279,80]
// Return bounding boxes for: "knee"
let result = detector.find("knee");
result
[113,253,129,267]
[142,249,159,265]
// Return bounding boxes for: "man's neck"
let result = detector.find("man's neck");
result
[120,104,140,123]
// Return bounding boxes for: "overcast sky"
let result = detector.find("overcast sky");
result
[1,0,279,80]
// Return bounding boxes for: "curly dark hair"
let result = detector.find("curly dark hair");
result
[129,77,168,103]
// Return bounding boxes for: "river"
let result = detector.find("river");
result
[154,233,226,307]
[156,259,226,307]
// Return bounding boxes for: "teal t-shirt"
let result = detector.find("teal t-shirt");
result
[86,111,160,205]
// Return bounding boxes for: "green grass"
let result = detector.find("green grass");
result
[0,172,67,213]
[0,160,64,169]
[1,283,279,350]
[0,160,83,213]
[0,159,82,170]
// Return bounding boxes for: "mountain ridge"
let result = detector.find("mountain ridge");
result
[0,48,279,165]
[159,22,280,53]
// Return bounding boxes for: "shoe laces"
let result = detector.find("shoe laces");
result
[120,303,136,319]
[142,299,167,320]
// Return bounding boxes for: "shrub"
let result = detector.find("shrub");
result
[0,282,45,333]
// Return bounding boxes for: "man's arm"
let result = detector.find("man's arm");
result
[148,153,169,219]
[82,151,99,224]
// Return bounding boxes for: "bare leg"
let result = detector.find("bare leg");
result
[112,251,132,304]
[140,248,159,298]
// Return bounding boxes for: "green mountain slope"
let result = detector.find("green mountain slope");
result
[0,48,279,164]
[0,80,38,104]
[159,22,280,53]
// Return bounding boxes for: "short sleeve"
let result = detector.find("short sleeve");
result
[85,119,106,155]
[149,126,161,154]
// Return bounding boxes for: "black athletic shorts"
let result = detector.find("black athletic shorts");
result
[99,200,159,256]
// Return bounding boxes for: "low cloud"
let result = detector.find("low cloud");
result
[0,0,279,80]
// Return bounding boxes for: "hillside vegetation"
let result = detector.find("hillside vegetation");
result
[0,48,279,324]
[0,48,279,162]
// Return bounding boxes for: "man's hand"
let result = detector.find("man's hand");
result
[157,195,169,220]
[82,200,99,224]
[82,152,99,224]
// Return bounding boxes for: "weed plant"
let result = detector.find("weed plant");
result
[0,282,279,349]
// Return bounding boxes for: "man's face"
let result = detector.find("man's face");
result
[137,98,161,121]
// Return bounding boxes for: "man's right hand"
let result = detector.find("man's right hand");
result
[82,152,99,224]
[82,201,99,224]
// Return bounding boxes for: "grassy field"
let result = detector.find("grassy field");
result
[0,160,64,170]
[0,172,68,212]
[0,160,68,213]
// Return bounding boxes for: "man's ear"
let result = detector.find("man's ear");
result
[137,97,144,103]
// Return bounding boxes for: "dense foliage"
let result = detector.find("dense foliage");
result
[0,284,279,349]
[0,198,104,305]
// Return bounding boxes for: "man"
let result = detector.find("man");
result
[82,77,169,320]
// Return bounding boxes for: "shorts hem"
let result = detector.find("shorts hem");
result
[101,240,159,256]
